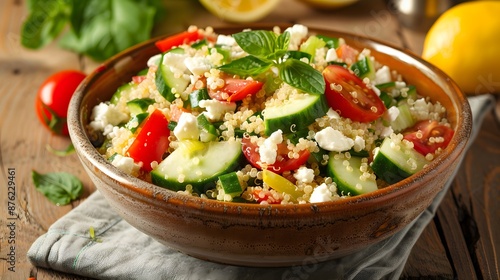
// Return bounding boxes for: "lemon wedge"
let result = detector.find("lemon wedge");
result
[199,0,280,23]
[422,1,500,94]
[297,0,359,9]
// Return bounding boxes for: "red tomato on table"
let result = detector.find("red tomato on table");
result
[35,70,86,135]
[323,65,386,123]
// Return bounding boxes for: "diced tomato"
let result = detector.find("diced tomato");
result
[403,120,454,155]
[126,109,170,171]
[209,76,263,102]
[132,75,147,84]
[323,64,386,122]
[169,105,191,122]
[336,44,359,63]
[252,188,282,204]
[241,138,310,174]
[155,30,204,53]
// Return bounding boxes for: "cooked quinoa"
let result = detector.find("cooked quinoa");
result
[88,24,453,205]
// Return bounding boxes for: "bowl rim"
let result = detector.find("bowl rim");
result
[68,24,472,215]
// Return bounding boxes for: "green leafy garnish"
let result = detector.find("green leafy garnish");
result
[32,170,83,206]
[218,30,325,95]
[21,0,163,61]
[46,143,75,157]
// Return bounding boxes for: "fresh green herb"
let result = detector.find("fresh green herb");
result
[21,0,163,61]
[32,170,83,206]
[218,30,325,95]
[46,143,75,157]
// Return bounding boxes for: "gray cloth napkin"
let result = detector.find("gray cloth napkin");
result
[28,95,496,280]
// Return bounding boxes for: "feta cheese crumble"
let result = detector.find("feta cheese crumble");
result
[259,129,283,165]
[315,127,355,152]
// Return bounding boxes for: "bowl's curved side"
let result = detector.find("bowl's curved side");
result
[68,25,472,267]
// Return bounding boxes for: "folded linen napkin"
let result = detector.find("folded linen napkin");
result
[28,95,496,280]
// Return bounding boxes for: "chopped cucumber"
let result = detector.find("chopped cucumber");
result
[126,98,155,116]
[379,91,396,108]
[155,53,190,102]
[218,172,243,198]
[327,61,348,68]
[327,153,378,196]
[316,35,340,49]
[350,56,375,81]
[125,112,149,133]
[189,88,210,108]
[191,39,208,49]
[151,140,242,193]
[371,137,429,184]
[110,83,135,105]
[391,103,415,132]
[197,114,218,142]
[263,93,328,135]
[299,35,326,61]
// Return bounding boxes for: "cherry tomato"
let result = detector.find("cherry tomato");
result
[132,75,147,84]
[35,70,86,135]
[241,137,310,174]
[403,120,454,155]
[323,65,386,122]
[209,76,263,102]
[127,109,170,171]
[155,30,204,53]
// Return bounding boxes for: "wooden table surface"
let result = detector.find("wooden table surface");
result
[1,0,498,279]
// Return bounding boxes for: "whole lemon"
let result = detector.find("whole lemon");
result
[422,1,500,94]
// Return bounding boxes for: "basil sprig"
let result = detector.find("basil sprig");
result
[218,30,325,95]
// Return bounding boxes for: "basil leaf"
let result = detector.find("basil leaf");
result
[233,30,277,58]
[218,56,272,76]
[271,31,290,59]
[279,59,325,95]
[59,0,157,61]
[32,170,83,206]
[20,0,71,49]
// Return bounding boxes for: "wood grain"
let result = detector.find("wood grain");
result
[1,0,498,279]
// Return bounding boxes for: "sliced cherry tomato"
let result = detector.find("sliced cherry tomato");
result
[403,120,454,155]
[209,76,263,102]
[35,70,86,135]
[126,109,170,171]
[241,138,310,174]
[323,64,386,122]
[155,30,204,53]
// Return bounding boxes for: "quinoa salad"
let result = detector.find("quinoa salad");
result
[88,24,454,205]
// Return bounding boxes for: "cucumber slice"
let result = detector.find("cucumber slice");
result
[316,35,340,49]
[151,140,242,193]
[263,93,328,135]
[327,153,378,196]
[197,114,218,142]
[155,53,190,102]
[350,56,375,81]
[126,98,155,116]
[218,172,243,198]
[371,137,429,184]
[110,83,136,105]
[125,112,149,133]
[189,88,210,108]
[299,35,326,61]
[391,103,415,132]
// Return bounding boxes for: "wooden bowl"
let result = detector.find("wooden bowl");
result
[68,25,472,267]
